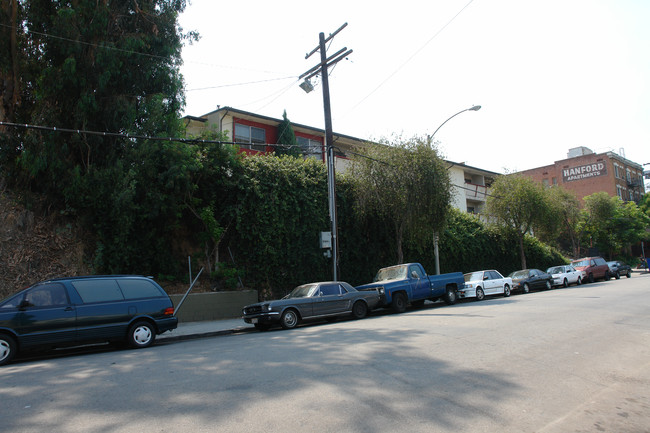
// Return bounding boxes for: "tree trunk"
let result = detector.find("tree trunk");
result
[519,232,527,269]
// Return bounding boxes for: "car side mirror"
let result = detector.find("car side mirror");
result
[483,276,488,280]
[411,271,419,279]
[18,299,31,310]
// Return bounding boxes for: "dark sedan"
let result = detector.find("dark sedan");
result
[508,269,553,293]
[242,281,380,330]
[607,261,632,279]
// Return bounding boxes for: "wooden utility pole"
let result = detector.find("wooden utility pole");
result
[301,23,352,282]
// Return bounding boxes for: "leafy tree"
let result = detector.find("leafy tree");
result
[579,192,649,258]
[347,134,452,264]
[183,129,243,276]
[535,186,581,256]
[486,173,547,269]
[7,0,195,200]
[275,110,300,157]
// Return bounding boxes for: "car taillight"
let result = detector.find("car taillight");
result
[163,307,174,316]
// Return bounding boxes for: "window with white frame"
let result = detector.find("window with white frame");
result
[616,185,623,198]
[297,136,323,160]
[234,123,266,151]
[614,164,620,178]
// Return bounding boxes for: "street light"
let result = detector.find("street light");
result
[429,105,481,141]
[430,105,482,275]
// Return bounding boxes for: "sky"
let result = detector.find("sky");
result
[178,0,650,178]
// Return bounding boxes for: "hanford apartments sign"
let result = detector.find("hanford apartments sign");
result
[562,162,608,182]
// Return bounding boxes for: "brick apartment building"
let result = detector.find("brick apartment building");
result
[517,147,646,202]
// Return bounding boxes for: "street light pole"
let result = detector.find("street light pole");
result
[429,105,481,141]
[430,105,482,275]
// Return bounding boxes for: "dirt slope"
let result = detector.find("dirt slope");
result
[0,190,90,298]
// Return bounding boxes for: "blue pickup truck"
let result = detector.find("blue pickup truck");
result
[356,263,465,313]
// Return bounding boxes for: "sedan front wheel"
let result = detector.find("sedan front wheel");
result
[280,309,299,330]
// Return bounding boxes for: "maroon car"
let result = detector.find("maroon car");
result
[570,257,611,283]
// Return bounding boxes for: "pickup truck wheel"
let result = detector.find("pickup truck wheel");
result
[475,288,485,301]
[351,301,368,319]
[503,284,511,297]
[391,293,407,313]
[444,288,457,305]
[280,309,299,329]
[523,283,530,294]
[0,334,17,366]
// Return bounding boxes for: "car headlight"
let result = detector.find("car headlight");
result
[378,287,385,295]
[465,283,473,288]
[264,304,272,312]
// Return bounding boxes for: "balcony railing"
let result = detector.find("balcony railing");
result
[464,182,488,201]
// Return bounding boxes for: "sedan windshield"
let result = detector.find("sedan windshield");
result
[509,270,529,279]
[464,272,483,282]
[286,284,318,298]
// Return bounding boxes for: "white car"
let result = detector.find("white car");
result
[459,270,512,300]
[546,264,585,287]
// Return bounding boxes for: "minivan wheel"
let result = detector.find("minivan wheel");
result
[0,334,17,366]
[128,321,155,348]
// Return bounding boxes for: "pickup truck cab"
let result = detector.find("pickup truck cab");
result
[356,263,464,313]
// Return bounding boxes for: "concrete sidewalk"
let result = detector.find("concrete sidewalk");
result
[158,317,255,342]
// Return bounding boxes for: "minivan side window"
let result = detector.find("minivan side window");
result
[25,283,69,307]
[118,279,164,300]
[72,279,125,303]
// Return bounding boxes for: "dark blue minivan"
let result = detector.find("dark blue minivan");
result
[0,275,178,365]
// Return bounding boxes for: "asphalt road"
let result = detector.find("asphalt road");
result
[1,274,649,433]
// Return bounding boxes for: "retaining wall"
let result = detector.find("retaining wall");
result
[170,290,258,322]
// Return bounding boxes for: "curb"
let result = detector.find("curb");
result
[158,326,257,343]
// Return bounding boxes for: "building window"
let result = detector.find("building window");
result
[629,190,634,201]
[542,178,549,187]
[614,165,620,179]
[552,177,557,185]
[297,136,323,160]
[234,123,266,151]
[626,169,631,182]
[616,185,623,198]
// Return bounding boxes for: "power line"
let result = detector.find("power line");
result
[342,0,476,117]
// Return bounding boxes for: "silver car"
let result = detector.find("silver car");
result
[242,281,380,330]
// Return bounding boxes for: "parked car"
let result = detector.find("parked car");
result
[0,275,178,366]
[571,257,611,283]
[607,261,632,279]
[546,265,585,287]
[509,269,554,293]
[355,263,464,313]
[458,270,512,300]
[242,281,380,331]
